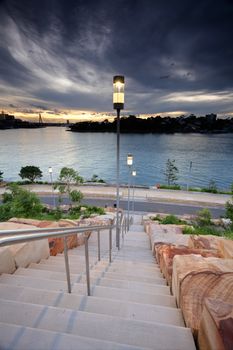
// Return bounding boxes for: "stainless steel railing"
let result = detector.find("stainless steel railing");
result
[0,212,126,296]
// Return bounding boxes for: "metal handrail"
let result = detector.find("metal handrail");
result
[0,211,126,296]
[0,222,115,296]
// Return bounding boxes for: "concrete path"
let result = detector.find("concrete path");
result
[0,183,231,206]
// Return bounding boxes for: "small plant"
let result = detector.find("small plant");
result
[163,159,179,186]
[54,167,83,208]
[160,215,187,225]
[195,208,212,227]
[151,214,162,222]
[0,170,3,182]
[19,166,43,183]
[89,174,106,183]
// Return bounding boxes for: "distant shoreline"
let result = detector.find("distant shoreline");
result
[69,114,233,134]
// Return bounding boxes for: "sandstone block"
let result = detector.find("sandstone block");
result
[198,298,233,350]
[9,240,50,268]
[0,247,16,274]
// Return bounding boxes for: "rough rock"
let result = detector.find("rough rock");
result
[172,255,233,307]
[155,244,221,286]
[198,298,233,350]
[219,239,233,259]
[0,222,37,231]
[180,271,233,338]
[188,234,222,253]
[147,223,190,252]
[9,240,50,268]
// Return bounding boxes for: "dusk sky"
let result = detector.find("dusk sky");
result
[0,0,233,121]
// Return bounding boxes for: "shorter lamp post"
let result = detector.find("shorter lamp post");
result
[131,170,137,219]
[49,167,56,208]
[187,161,193,191]
[127,153,133,230]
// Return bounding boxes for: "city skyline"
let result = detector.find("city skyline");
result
[0,0,233,121]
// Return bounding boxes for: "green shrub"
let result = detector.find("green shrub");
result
[151,214,162,222]
[224,230,233,240]
[159,184,181,190]
[196,208,212,226]
[160,215,187,225]
[201,180,218,194]
[225,201,233,221]
[151,214,186,224]
[0,184,43,221]
[183,225,222,236]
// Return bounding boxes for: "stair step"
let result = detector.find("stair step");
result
[41,257,160,274]
[29,263,165,284]
[0,274,177,308]
[0,322,145,350]
[29,263,166,285]
[0,299,196,349]
[0,284,185,326]
[128,225,145,231]
[15,268,169,293]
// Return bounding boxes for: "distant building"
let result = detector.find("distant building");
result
[0,111,15,120]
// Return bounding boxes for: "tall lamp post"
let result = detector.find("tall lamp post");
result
[49,167,56,208]
[131,170,137,219]
[127,153,133,230]
[113,75,125,249]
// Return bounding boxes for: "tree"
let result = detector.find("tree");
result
[0,184,43,221]
[55,167,83,207]
[0,171,3,182]
[163,159,179,185]
[19,166,42,183]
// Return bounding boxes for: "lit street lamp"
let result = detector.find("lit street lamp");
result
[49,167,56,208]
[113,75,125,249]
[131,170,137,219]
[127,153,133,230]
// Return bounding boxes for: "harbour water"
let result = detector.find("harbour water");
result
[0,127,233,190]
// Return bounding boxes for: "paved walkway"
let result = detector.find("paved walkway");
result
[0,184,231,207]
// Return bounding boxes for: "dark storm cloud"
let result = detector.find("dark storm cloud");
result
[0,0,233,115]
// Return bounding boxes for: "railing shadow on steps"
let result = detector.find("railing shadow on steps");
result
[0,212,126,297]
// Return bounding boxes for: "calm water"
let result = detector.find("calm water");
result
[0,127,233,190]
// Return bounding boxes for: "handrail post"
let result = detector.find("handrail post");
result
[85,235,91,296]
[97,230,100,261]
[122,217,124,240]
[63,236,71,293]
[109,228,112,263]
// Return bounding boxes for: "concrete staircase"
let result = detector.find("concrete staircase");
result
[0,215,196,350]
